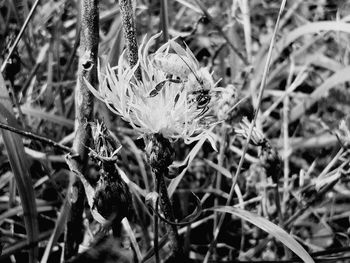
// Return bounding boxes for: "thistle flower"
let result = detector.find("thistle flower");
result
[86,33,220,146]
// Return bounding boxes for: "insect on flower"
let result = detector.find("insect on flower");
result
[152,53,194,79]
[85,32,222,146]
[149,77,182,97]
[150,40,216,117]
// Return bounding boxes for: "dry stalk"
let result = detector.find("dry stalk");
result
[64,0,99,259]
[0,121,73,153]
[118,0,141,80]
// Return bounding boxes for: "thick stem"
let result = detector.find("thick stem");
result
[154,178,160,263]
[118,0,141,80]
[146,134,184,261]
[155,170,180,253]
[64,0,99,259]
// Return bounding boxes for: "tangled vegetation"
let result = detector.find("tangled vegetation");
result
[1,1,350,262]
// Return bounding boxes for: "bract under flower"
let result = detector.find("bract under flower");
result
[86,32,221,145]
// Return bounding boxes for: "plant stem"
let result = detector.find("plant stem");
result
[64,0,99,259]
[0,121,73,153]
[154,178,160,263]
[118,0,141,80]
[157,172,181,253]
[146,133,184,261]
[213,126,226,260]
[1,0,40,73]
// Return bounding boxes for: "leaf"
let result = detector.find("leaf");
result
[167,134,207,197]
[174,0,201,13]
[204,159,244,208]
[208,206,315,263]
[40,178,73,263]
[122,218,142,262]
[281,21,350,51]
[290,66,350,122]
[0,73,39,263]
[254,21,350,84]
[108,20,124,67]
[19,105,74,128]
[0,205,54,224]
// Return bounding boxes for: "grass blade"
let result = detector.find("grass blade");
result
[122,218,142,262]
[0,73,39,263]
[40,183,72,263]
[167,134,207,197]
[290,66,350,122]
[208,206,315,263]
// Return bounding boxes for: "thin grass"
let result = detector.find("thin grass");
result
[1,0,39,73]
[290,66,350,122]
[40,184,72,263]
[0,73,39,263]
[204,0,287,261]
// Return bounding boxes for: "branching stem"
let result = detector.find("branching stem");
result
[0,121,73,153]
[64,0,99,259]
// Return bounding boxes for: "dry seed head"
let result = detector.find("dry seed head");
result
[260,146,282,184]
[336,117,350,146]
[235,118,282,183]
[235,117,266,146]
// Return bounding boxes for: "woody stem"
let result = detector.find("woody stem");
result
[118,0,141,81]
[64,0,99,259]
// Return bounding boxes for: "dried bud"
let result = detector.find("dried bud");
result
[88,120,132,233]
[92,169,132,226]
[145,133,174,172]
[91,120,122,161]
[336,117,350,147]
[260,146,282,184]
[235,117,267,146]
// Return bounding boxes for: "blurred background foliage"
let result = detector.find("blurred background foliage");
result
[1,0,350,262]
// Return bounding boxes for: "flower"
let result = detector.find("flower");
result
[86,32,221,145]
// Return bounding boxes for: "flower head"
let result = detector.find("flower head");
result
[87,33,221,144]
